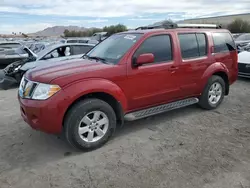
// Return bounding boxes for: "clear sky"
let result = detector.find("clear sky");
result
[0,0,249,34]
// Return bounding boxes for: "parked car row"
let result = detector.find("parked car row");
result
[232,33,250,78]
[0,42,28,69]
[0,31,109,70]
[233,33,250,52]
[0,43,95,89]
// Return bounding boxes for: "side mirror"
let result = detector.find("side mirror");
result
[134,53,155,67]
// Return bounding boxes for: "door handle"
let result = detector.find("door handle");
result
[168,66,179,71]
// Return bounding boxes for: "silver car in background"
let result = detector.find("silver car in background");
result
[0,43,95,89]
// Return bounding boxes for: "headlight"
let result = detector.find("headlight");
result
[32,83,61,100]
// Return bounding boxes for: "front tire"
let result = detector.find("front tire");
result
[198,75,226,110]
[64,98,116,150]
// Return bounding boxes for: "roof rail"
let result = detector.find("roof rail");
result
[135,23,222,30]
[177,23,222,29]
[135,23,178,30]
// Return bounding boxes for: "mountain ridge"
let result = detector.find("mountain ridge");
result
[29,26,88,36]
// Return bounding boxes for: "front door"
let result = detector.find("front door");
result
[125,33,181,111]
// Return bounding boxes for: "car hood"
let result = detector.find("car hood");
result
[238,51,250,64]
[26,58,110,83]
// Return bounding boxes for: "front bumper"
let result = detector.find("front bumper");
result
[0,70,18,90]
[238,63,250,78]
[238,72,250,78]
[18,91,68,134]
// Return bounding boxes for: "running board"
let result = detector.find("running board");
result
[124,98,199,121]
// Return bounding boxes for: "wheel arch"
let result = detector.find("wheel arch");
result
[62,78,128,124]
[200,62,230,95]
[63,87,126,128]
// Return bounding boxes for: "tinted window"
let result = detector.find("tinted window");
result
[212,32,236,53]
[79,40,88,43]
[178,34,199,59]
[67,40,78,43]
[196,34,207,56]
[178,33,208,59]
[0,43,21,49]
[72,45,93,55]
[15,48,27,55]
[134,35,172,63]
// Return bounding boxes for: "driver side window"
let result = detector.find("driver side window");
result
[134,35,173,64]
[43,46,71,60]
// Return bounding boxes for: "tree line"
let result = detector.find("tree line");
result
[227,18,250,33]
[63,24,127,37]
[63,18,250,38]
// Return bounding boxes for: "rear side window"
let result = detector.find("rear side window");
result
[134,35,172,63]
[196,34,207,56]
[212,32,236,53]
[178,33,207,59]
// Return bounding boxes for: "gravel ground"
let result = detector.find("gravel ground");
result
[0,79,250,188]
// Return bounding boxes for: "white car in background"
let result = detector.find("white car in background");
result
[235,33,250,53]
[238,51,250,78]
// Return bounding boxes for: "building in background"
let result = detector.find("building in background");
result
[178,13,250,25]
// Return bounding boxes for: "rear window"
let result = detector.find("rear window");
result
[212,32,236,53]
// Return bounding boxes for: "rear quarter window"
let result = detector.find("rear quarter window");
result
[212,32,236,53]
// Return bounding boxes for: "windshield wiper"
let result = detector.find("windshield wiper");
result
[84,55,109,64]
[82,54,90,59]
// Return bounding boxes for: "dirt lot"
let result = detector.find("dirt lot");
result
[0,79,250,188]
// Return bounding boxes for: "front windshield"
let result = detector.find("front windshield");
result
[236,34,250,41]
[86,33,142,64]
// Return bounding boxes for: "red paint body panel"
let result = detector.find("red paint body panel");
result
[18,90,68,134]
[19,28,238,134]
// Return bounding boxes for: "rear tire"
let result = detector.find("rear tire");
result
[198,75,226,110]
[64,98,116,150]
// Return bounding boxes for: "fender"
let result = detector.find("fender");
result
[62,78,128,112]
[199,62,229,92]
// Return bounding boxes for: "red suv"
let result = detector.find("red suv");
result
[18,24,238,150]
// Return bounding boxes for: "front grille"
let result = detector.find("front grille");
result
[238,63,250,73]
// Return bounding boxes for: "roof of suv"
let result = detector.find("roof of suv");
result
[121,28,229,34]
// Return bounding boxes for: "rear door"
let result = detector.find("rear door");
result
[125,33,181,111]
[177,32,211,97]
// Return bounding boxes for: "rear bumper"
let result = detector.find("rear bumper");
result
[0,70,18,89]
